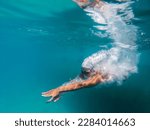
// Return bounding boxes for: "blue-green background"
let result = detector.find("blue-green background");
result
[0,0,150,112]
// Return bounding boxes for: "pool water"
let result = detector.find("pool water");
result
[0,0,150,113]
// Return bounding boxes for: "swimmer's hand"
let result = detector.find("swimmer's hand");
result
[42,89,60,102]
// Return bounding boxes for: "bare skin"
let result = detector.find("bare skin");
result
[42,73,106,102]
[74,0,101,8]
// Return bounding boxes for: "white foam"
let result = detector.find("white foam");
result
[82,1,139,83]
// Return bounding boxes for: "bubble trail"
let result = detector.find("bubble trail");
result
[81,1,139,83]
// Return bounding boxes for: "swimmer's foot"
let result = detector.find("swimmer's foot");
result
[42,89,60,102]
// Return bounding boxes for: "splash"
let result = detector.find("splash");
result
[81,1,139,83]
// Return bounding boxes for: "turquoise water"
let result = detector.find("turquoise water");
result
[0,0,150,113]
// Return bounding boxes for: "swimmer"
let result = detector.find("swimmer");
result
[42,66,107,102]
[42,0,108,103]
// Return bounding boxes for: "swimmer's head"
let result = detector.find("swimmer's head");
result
[80,67,96,79]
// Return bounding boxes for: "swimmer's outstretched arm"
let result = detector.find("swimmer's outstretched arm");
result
[42,73,105,102]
